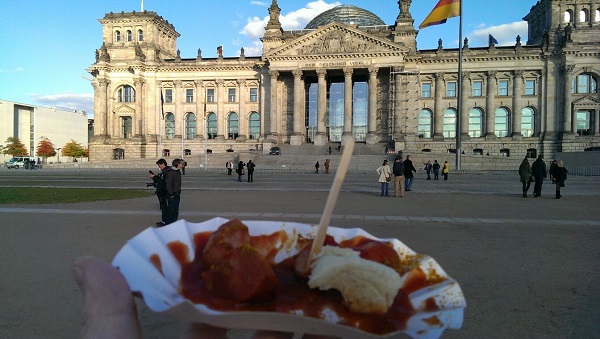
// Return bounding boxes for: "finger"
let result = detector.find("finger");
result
[73,256,142,339]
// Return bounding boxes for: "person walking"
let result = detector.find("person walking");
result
[246,160,256,182]
[550,160,568,199]
[392,157,405,197]
[531,155,547,197]
[423,160,432,180]
[549,160,557,183]
[324,159,330,174]
[165,158,182,224]
[403,155,417,191]
[432,160,440,180]
[442,161,450,180]
[226,160,233,175]
[315,161,320,174]
[236,161,245,182]
[376,160,391,197]
[150,158,171,227]
[519,157,533,197]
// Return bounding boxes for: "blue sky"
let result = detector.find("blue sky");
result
[0,0,534,118]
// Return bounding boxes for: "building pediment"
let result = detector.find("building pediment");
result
[573,96,600,108]
[264,23,408,60]
[114,104,135,114]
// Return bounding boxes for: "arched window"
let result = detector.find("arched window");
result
[443,108,457,138]
[126,30,132,42]
[494,107,510,137]
[521,107,535,137]
[138,29,144,41]
[580,9,589,22]
[115,30,121,42]
[206,113,217,139]
[571,73,598,94]
[596,9,600,22]
[228,112,239,139]
[417,109,432,138]
[185,113,196,140]
[117,85,135,102]
[468,108,483,137]
[564,10,573,23]
[165,113,175,139]
[248,112,260,139]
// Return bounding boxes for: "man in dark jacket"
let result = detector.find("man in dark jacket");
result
[392,157,405,197]
[151,158,171,226]
[403,155,417,191]
[531,155,547,198]
[165,158,182,224]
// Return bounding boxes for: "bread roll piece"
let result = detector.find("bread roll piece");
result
[308,246,402,314]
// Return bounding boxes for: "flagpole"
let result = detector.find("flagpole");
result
[455,0,463,172]
[158,88,162,158]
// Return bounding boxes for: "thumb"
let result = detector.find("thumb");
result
[73,256,141,339]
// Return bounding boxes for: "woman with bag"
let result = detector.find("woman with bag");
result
[376,160,391,197]
[519,157,533,197]
[550,160,568,199]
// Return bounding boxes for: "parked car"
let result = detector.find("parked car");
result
[269,147,281,155]
[6,157,28,169]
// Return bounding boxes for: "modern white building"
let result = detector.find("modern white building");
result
[0,99,89,163]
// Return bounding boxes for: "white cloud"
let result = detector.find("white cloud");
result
[243,40,264,57]
[0,67,24,74]
[250,1,269,6]
[30,92,94,117]
[468,21,528,47]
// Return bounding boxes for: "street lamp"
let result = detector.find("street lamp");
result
[56,148,61,163]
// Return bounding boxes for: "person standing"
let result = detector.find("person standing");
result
[519,158,533,198]
[392,157,405,197]
[180,159,187,175]
[324,159,330,174]
[236,161,245,182]
[549,160,557,183]
[403,155,417,191]
[376,160,391,197]
[165,158,182,224]
[151,158,171,227]
[315,161,320,174]
[550,160,568,199]
[423,160,432,180]
[226,160,233,175]
[247,160,256,182]
[531,155,547,197]
[432,160,440,180]
[442,161,450,180]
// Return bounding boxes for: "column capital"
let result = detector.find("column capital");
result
[461,71,471,80]
[237,79,246,86]
[216,79,225,87]
[435,72,445,80]
[561,64,575,75]
[269,70,280,78]
[97,78,110,87]
[316,68,327,77]
[368,67,379,76]
[343,67,354,76]
[174,80,183,88]
[487,71,497,79]
[292,69,303,78]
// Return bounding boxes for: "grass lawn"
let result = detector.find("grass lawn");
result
[0,187,153,204]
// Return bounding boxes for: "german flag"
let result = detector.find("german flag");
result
[419,0,460,29]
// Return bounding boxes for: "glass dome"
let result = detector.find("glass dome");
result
[304,5,386,29]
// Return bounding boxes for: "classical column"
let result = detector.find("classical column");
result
[342,67,354,144]
[314,68,328,145]
[268,70,279,139]
[291,69,304,146]
[393,68,403,138]
[93,79,108,137]
[195,80,204,139]
[237,79,246,138]
[460,72,470,139]
[512,70,523,138]
[433,72,444,140]
[216,79,226,140]
[173,80,183,139]
[134,79,144,137]
[366,66,379,144]
[485,71,497,138]
[562,65,575,136]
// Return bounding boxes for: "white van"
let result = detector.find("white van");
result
[6,157,29,169]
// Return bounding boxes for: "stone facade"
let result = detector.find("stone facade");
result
[88,0,600,163]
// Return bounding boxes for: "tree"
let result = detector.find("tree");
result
[2,137,28,157]
[62,139,86,161]
[36,137,56,163]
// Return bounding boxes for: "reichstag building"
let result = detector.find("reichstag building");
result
[87,0,599,162]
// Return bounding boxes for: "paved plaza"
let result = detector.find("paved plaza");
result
[0,168,599,338]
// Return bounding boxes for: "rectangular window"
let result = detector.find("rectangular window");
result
[421,83,431,98]
[186,89,194,103]
[206,88,215,102]
[525,80,536,95]
[249,88,258,102]
[576,110,591,135]
[228,88,236,102]
[122,116,132,138]
[472,80,483,97]
[446,82,457,97]
[164,89,173,103]
[498,80,509,96]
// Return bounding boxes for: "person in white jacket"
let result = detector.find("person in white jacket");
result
[376,160,391,197]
